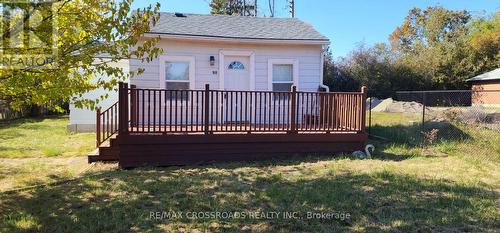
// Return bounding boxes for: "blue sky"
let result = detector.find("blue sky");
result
[132,0,499,59]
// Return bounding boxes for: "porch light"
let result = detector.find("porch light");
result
[209,56,215,66]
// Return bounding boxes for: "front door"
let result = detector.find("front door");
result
[224,56,250,90]
[224,56,250,124]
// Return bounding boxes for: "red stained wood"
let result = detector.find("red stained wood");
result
[92,83,369,167]
[116,132,367,168]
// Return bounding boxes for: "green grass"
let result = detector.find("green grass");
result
[0,115,499,232]
[0,157,109,192]
[369,111,500,163]
[0,117,95,158]
[368,112,422,144]
[0,117,97,191]
[0,156,498,232]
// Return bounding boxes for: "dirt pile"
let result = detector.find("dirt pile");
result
[442,107,500,131]
[371,98,429,114]
[366,97,382,110]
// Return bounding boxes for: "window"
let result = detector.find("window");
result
[228,61,245,70]
[268,59,298,99]
[272,64,293,99]
[165,61,189,100]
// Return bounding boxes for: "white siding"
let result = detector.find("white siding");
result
[130,39,323,92]
[69,40,324,131]
[68,59,129,131]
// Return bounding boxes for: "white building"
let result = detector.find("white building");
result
[69,12,329,131]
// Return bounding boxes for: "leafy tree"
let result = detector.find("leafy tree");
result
[210,0,256,16]
[0,0,162,110]
[389,7,498,90]
[325,42,428,98]
[326,7,499,96]
[210,0,289,17]
[323,48,359,93]
[467,12,500,72]
[389,7,470,53]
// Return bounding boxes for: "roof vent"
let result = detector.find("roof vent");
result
[174,12,186,17]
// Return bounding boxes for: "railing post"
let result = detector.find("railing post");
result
[123,82,129,134]
[130,84,137,127]
[118,82,123,133]
[118,81,129,134]
[96,107,101,147]
[204,84,210,135]
[361,86,367,133]
[289,85,297,133]
[318,87,326,129]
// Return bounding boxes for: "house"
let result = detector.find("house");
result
[69,12,330,132]
[133,12,331,97]
[68,59,129,132]
[467,68,500,106]
[81,13,368,167]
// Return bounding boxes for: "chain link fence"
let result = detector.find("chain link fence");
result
[367,90,500,154]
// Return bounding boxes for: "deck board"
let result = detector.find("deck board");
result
[128,125,359,135]
[117,132,368,168]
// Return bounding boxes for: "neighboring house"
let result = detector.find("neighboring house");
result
[467,68,500,106]
[70,12,330,131]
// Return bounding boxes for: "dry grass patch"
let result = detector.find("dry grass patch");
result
[0,157,115,192]
[1,154,498,232]
[0,115,498,232]
[0,117,94,158]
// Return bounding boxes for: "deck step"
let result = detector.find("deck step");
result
[99,146,119,156]
[109,138,117,147]
[87,140,120,163]
[87,148,119,162]
[88,154,119,163]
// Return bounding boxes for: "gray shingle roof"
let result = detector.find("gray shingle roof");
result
[147,13,329,43]
[466,68,500,82]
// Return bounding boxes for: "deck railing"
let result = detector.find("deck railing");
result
[96,82,367,146]
[114,82,367,136]
[96,102,119,147]
[95,83,135,146]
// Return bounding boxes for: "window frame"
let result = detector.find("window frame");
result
[159,55,195,90]
[267,59,299,91]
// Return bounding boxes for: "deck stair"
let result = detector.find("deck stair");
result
[88,135,120,163]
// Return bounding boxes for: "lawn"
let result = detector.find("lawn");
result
[0,117,98,191]
[369,111,500,163]
[0,116,499,232]
[0,117,95,158]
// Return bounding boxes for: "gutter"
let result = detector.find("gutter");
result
[466,78,500,83]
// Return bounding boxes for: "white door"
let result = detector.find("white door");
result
[224,56,250,90]
[224,56,250,124]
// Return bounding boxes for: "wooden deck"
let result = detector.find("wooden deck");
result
[117,132,367,168]
[89,83,369,168]
[127,125,360,134]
